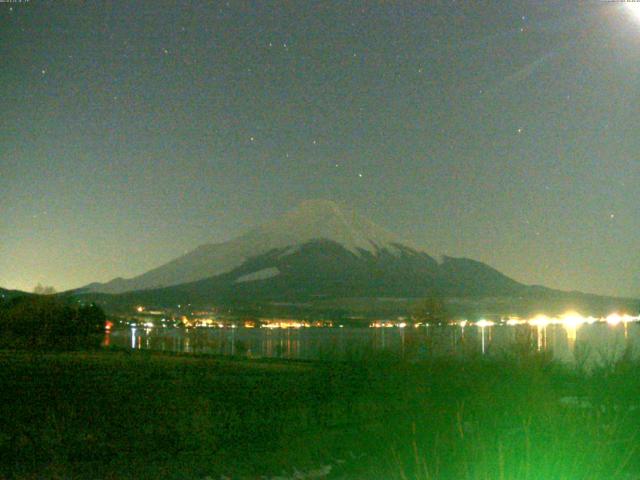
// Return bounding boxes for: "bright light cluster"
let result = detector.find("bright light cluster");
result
[605,313,638,325]
[475,319,495,328]
[465,311,640,328]
[261,320,308,329]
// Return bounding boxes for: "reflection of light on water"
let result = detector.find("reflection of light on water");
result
[130,327,136,349]
[231,326,236,355]
[560,312,584,351]
[564,323,577,349]
[535,325,547,351]
[475,321,494,354]
[458,321,466,343]
[463,320,497,354]
[286,329,291,357]
[624,322,629,339]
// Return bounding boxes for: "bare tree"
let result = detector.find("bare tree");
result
[33,283,57,295]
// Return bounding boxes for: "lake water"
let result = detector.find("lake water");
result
[104,321,640,364]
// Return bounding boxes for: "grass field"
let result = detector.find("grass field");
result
[1,347,640,479]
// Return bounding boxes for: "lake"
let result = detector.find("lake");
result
[104,320,640,364]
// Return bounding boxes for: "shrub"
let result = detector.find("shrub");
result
[0,296,105,350]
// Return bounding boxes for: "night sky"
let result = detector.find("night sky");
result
[2,1,639,297]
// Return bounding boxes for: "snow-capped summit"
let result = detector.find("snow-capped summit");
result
[241,199,408,255]
[82,200,420,294]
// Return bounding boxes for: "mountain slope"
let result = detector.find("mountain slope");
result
[83,200,418,294]
[82,240,638,318]
[98,239,526,309]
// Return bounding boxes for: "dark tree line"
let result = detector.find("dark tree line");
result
[0,295,106,350]
[409,296,450,324]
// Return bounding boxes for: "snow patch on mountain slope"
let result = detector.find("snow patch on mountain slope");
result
[235,267,281,283]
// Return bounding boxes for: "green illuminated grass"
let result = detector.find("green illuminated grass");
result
[0,347,638,479]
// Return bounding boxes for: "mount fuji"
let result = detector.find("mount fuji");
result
[83,200,425,294]
[72,200,640,315]
[80,200,525,302]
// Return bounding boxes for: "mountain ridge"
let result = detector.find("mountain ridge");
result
[82,200,425,294]
[83,239,522,305]
[0,287,31,301]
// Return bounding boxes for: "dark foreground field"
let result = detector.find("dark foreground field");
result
[1,347,640,479]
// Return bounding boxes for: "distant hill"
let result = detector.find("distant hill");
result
[0,288,31,302]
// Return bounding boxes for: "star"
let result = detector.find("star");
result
[41,69,47,75]
[517,127,523,134]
